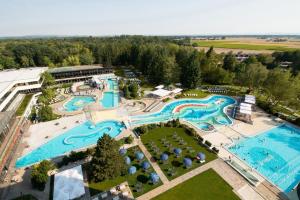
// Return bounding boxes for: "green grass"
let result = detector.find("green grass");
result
[141,127,217,180]
[16,94,33,116]
[180,89,209,98]
[192,40,298,51]
[87,146,162,198]
[153,169,240,200]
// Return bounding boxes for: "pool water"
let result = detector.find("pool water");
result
[64,96,96,111]
[100,91,119,108]
[130,95,235,127]
[228,124,300,193]
[16,120,125,168]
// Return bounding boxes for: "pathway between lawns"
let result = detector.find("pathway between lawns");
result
[137,140,169,184]
[136,159,217,200]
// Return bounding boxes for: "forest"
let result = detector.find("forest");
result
[0,36,299,110]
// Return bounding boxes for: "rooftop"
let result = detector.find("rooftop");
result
[0,67,47,98]
[48,65,104,73]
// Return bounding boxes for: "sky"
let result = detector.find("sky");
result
[0,0,300,37]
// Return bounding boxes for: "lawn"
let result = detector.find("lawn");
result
[180,89,209,98]
[192,40,298,51]
[87,146,162,198]
[16,94,33,116]
[141,127,217,180]
[153,169,240,200]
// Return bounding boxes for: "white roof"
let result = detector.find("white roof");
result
[172,88,183,94]
[244,99,256,104]
[245,95,255,99]
[0,67,47,99]
[240,103,252,108]
[155,85,164,89]
[240,105,252,111]
[150,89,171,97]
[240,108,252,115]
[54,165,85,200]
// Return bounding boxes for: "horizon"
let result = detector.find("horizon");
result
[1,0,300,37]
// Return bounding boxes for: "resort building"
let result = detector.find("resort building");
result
[48,65,113,83]
[0,67,47,182]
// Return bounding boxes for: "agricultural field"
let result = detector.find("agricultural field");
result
[192,37,300,53]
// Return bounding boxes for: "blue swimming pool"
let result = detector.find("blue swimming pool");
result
[130,95,235,127]
[16,120,125,168]
[100,91,119,108]
[64,96,95,111]
[228,124,300,193]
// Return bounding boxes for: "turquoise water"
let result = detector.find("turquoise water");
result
[64,79,119,111]
[131,95,235,127]
[64,96,95,111]
[100,91,119,108]
[228,124,300,193]
[16,120,125,168]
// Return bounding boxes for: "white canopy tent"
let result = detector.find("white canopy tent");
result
[150,89,171,98]
[172,88,183,94]
[155,85,164,89]
[54,165,85,200]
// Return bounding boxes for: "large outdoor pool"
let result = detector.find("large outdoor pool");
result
[130,95,236,129]
[16,120,125,168]
[64,96,96,111]
[228,124,300,193]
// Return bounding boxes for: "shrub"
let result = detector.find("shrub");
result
[125,135,134,144]
[31,160,55,191]
[204,140,212,147]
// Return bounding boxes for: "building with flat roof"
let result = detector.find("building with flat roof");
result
[0,67,47,112]
[48,65,113,83]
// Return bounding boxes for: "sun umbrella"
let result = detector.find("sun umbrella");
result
[150,172,160,184]
[173,148,182,156]
[183,158,192,168]
[128,166,137,175]
[135,152,144,161]
[124,156,131,165]
[142,161,150,170]
[119,148,127,156]
[160,153,169,161]
[197,152,206,161]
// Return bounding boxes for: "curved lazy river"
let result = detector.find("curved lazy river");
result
[130,95,236,130]
[16,120,125,168]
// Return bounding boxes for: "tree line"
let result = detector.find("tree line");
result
[0,36,299,109]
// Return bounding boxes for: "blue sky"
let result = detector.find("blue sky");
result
[0,0,299,36]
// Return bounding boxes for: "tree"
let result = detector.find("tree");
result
[62,55,80,66]
[264,68,295,105]
[42,72,55,87]
[123,85,130,99]
[90,134,126,182]
[38,105,56,122]
[236,62,268,90]
[129,82,139,98]
[31,160,55,191]
[223,52,237,71]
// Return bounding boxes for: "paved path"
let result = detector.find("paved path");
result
[137,140,169,184]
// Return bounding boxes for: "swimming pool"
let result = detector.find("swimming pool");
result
[64,96,96,111]
[130,95,235,127]
[16,120,125,168]
[228,124,300,193]
[100,91,119,108]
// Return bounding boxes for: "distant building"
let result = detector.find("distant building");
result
[279,61,293,68]
[48,65,113,83]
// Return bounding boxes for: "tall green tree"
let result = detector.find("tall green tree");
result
[90,134,126,182]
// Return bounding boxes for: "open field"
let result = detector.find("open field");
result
[192,37,300,53]
[153,169,240,200]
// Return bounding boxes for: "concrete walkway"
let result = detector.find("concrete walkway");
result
[137,140,169,184]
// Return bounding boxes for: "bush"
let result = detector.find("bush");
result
[124,135,134,144]
[163,98,171,102]
[58,150,90,166]
[204,140,212,147]
[31,160,55,191]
